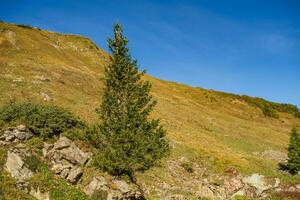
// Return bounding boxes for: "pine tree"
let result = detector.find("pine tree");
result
[285,128,300,175]
[94,23,169,177]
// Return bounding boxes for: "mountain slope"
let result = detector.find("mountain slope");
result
[1,22,300,198]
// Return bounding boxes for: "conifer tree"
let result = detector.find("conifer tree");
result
[284,128,300,175]
[94,23,169,177]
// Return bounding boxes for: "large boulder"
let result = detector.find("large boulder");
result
[5,144,33,180]
[0,125,33,145]
[43,136,91,183]
[84,176,144,200]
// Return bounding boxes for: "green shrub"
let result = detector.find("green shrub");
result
[0,102,84,138]
[16,24,33,29]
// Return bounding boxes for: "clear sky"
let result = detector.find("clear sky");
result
[1,0,300,106]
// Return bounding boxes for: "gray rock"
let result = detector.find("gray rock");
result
[50,136,90,165]
[67,166,83,183]
[84,176,144,200]
[5,148,33,180]
[84,176,107,196]
[242,173,280,197]
[111,179,131,194]
[43,136,91,183]
[0,125,33,145]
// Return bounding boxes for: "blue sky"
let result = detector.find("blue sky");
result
[1,0,300,106]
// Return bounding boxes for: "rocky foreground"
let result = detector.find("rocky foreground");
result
[0,125,299,200]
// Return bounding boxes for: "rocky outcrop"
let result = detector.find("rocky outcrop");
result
[43,136,91,183]
[0,125,33,145]
[200,171,281,199]
[241,173,280,197]
[84,176,144,200]
[4,143,33,180]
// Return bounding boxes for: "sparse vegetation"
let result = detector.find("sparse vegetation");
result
[0,101,84,138]
[91,189,108,200]
[93,23,169,178]
[24,155,44,173]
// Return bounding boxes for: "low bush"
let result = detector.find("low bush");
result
[0,102,84,138]
[16,24,33,29]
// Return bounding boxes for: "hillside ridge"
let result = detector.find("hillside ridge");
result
[0,21,300,199]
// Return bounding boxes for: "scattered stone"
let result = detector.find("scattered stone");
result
[40,92,52,101]
[0,125,33,145]
[84,176,144,200]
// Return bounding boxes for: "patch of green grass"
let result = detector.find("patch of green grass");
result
[29,165,90,200]
[0,171,35,200]
[24,155,45,173]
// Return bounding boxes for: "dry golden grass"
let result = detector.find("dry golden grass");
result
[1,22,299,198]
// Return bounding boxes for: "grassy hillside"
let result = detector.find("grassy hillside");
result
[1,22,300,198]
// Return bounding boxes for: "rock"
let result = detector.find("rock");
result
[111,179,131,194]
[5,146,33,180]
[30,187,50,200]
[221,168,244,196]
[197,185,216,199]
[0,125,33,145]
[84,176,144,200]
[84,176,107,196]
[50,136,90,165]
[242,173,280,197]
[43,136,91,183]
[67,166,83,183]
